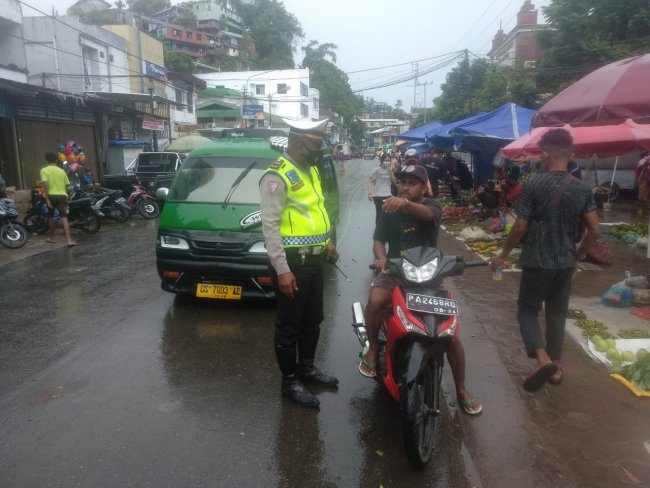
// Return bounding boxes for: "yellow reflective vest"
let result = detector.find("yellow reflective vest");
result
[264,156,331,248]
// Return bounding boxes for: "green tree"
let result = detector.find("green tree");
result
[176,9,197,28]
[126,0,170,16]
[537,0,650,94]
[301,40,363,123]
[349,119,367,147]
[474,65,509,113]
[164,50,194,73]
[428,57,489,125]
[236,0,304,69]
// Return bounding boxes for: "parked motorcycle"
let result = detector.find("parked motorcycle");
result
[23,186,101,234]
[127,179,160,219]
[0,197,28,248]
[351,247,485,467]
[88,186,130,223]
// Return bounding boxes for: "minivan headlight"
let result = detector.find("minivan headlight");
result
[248,241,267,253]
[402,257,438,283]
[159,235,189,250]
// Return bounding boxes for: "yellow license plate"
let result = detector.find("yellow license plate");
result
[196,283,243,300]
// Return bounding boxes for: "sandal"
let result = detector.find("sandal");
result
[457,397,483,416]
[358,352,377,378]
[523,362,557,392]
[45,239,57,244]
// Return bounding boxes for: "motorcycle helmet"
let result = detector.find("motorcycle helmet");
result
[404,148,418,164]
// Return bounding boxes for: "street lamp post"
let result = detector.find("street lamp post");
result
[268,87,290,128]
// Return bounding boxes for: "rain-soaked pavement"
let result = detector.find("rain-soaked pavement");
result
[1,160,649,487]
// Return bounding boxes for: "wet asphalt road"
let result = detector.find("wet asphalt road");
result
[0,160,478,487]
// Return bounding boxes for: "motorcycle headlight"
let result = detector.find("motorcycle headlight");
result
[248,241,267,254]
[402,257,438,283]
[159,235,189,250]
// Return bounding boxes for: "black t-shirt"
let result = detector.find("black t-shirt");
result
[373,197,442,258]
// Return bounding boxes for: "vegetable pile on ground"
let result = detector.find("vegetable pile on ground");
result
[618,353,650,391]
[575,318,615,340]
[609,223,648,244]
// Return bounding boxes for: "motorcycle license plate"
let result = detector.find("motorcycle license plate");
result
[406,293,458,315]
[196,283,242,300]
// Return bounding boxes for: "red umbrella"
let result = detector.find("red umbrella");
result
[533,54,650,127]
[501,120,650,159]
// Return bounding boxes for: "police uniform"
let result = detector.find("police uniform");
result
[259,118,338,408]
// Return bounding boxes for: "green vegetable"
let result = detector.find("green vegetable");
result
[618,329,650,339]
[607,350,621,362]
[637,348,649,360]
[620,354,650,391]
[567,309,587,320]
[575,319,614,340]
[622,351,635,362]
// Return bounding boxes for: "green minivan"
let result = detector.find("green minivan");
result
[156,130,339,299]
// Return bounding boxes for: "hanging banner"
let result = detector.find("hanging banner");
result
[143,116,164,131]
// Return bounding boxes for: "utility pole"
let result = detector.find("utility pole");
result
[422,81,433,124]
[465,49,473,115]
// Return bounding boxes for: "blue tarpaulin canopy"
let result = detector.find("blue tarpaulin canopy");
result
[397,103,536,184]
[398,121,442,142]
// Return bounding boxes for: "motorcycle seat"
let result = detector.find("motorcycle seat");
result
[69,197,92,206]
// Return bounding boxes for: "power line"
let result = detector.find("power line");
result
[465,0,518,50]
[450,0,501,51]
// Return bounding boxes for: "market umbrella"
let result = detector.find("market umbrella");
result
[166,135,211,153]
[533,54,650,127]
[501,119,650,159]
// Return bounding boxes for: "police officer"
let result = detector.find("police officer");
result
[259,118,339,408]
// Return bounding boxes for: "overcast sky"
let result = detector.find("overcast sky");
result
[21,0,552,111]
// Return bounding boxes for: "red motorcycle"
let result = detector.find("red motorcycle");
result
[127,179,160,219]
[352,247,485,466]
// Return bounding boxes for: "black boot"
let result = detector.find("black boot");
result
[297,329,339,387]
[275,344,320,408]
[297,360,339,387]
[281,375,320,408]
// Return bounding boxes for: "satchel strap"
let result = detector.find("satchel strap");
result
[533,173,575,221]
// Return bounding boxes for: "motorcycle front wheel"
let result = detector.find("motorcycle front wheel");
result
[0,222,29,248]
[76,209,101,234]
[400,360,438,467]
[136,198,160,219]
[23,211,49,234]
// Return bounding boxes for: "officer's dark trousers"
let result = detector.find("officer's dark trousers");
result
[272,262,324,376]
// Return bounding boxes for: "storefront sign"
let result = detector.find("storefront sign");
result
[242,104,264,120]
[144,61,168,82]
[142,116,165,131]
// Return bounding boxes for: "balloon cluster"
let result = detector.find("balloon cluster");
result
[56,140,87,173]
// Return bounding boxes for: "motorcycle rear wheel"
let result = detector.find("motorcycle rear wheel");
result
[109,206,130,223]
[76,209,101,234]
[401,361,438,467]
[136,198,160,219]
[23,211,49,234]
[0,222,29,248]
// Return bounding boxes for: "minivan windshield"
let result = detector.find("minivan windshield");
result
[167,157,275,204]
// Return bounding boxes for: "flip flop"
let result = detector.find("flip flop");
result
[45,239,57,244]
[67,242,78,247]
[523,362,558,392]
[358,352,377,378]
[457,397,483,416]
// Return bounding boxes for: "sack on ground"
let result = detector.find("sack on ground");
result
[459,226,490,241]
[601,279,633,307]
[586,239,614,266]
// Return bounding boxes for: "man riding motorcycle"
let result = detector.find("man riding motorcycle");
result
[359,165,482,415]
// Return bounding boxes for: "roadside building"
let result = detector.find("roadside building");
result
[195,68,320,127]
[488,0,545,68]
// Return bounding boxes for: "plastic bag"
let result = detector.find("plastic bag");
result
[486,216,504,233]
[459,226,490,241]
[625,275,649,289]
[586,239,613,265]
[601,278,633,307]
